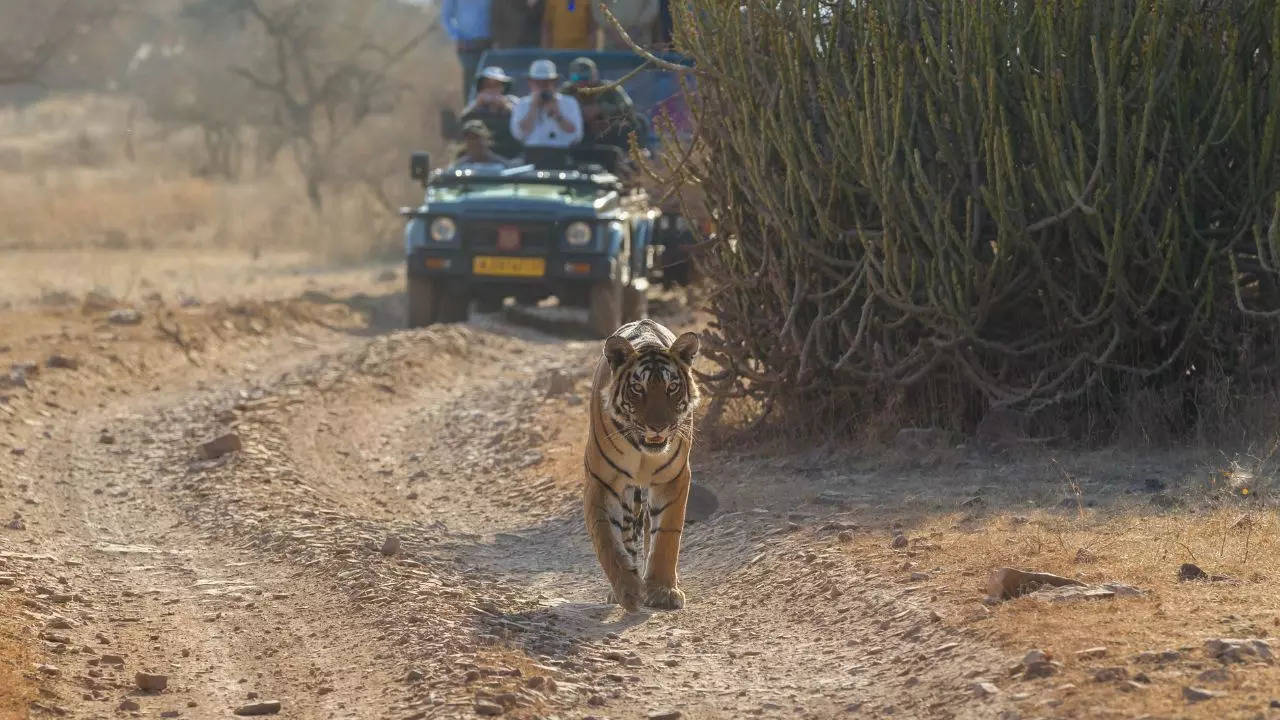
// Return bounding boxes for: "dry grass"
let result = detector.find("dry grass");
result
[0,94,408,263]
[845,465,1280,719]
[0,597,34,720]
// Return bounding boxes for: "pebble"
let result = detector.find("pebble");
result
[107,308,143,325]
[46,354,79,370]
[119,699,141,711]
[1183,686,1223,703]
[474,700,504,716]
[971,682,1000,698]
[161,712,180,718]
[199,432,242,459]
[1075,647,1107,660]
[1092,667,1128,683]
[233,701,282,716]
[404,668,424,683]
[381,535,401,556]
[136,671,169,692]
[35,663,60,676]
[891,533,908,549]
[647,711,684,720]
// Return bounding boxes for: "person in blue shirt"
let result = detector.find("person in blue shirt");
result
[440,0,493,104]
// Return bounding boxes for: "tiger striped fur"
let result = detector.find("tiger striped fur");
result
[583,319,701,611]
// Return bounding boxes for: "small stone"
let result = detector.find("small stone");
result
[837,531,854,544]
[199,432,242,459]
[5,515,24,531]
[99,654,125,667]
[376,269,398,283]
[1022,649,1050,666]
[1092,667,1128,683]
[381,535,401,556]
[647,711,684,720]
[1076,647,1108,660]
[46,354,79,370]
[986,568,1083,601]
[1022,660,1059,679]
[1134,649,1181,664]
[136,672,168,692]
[891,534,908,549]
[233,701,282,716]
[474,701,504,716]
[119,699,141,711]
[160,712,180,718]
[1204,637,1273,663]
[1196,668,1230,683]
[1178,563,1208,581]
[35,663,60,676]
[587,694,607,707]
[544,369,575,397]
[909,572,929,582]
[107,308,143,325]
[404,668,423,683]
[971,682,1001,698]
[1183,686,1223,703]
[99,433,116,445]
[813,490,851,507]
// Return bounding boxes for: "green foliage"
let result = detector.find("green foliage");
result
[675,0,1280,439]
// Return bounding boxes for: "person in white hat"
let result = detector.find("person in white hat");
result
[510,59,583,149]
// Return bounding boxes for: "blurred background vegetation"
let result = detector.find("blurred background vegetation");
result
[0,0,452,262]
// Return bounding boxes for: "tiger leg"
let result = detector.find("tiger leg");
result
[643,465,690,609]
[584,468,645,610]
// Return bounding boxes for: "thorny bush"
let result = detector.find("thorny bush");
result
[666,0,1280,440]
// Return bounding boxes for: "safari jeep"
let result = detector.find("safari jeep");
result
[400,148,657,337]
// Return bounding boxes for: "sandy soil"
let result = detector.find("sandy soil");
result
[2,251,1278,720]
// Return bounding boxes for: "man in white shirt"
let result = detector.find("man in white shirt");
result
[510,59,583,149]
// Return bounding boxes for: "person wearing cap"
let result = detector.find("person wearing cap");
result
[560,56,640,149]
[542,0,597,50]
[441,0,493,103]
[455,120,510,166]
[461,66,520,158]
[510,59,583,149]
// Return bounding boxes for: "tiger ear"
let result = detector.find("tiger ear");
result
[669,331,700,365]
[604,335,636,370]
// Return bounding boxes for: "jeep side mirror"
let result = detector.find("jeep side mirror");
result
[409,152,431,187]
[440,108,461,141]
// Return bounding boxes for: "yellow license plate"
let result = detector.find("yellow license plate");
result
[473,256,545,277]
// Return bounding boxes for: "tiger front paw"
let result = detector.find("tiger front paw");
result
[643,584,685,610]
[606,575,645,611]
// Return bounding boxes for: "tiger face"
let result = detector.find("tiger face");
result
[603,331,701,454]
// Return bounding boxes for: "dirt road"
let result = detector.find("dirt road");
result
[0,254,1013,720]
[4,254,1280,720]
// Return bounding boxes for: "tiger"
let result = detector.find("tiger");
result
[583,319,701,611]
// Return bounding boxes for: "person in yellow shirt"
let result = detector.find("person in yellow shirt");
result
[542,0,598,50]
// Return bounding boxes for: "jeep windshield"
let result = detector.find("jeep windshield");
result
[427,182,605,203]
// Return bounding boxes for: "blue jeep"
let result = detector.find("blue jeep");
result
[401,51,698,335]
[402,148,657,336]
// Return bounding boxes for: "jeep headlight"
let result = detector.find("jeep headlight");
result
[565,221,592,247]
[429,217,457,242]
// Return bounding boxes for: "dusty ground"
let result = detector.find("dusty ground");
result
[3,251,1280,720]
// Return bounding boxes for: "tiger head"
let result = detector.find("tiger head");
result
[603,331,701,454]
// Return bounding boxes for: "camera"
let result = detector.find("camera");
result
[539,89,554,103]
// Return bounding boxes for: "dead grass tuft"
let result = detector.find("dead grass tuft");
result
[0,597,35,720]
[889,500,1280,717]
